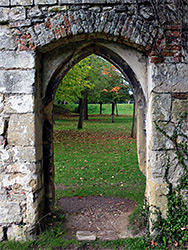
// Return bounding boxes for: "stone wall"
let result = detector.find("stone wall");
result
[0,0,187,241]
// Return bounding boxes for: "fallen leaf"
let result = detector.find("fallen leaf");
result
[150,241,154,247]
[174,240,178,247]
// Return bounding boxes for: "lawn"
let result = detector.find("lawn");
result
[54,113,145,206]
[54,103,135,115]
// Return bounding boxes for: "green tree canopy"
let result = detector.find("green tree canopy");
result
[55,55,94,103]
[55,54,131,104]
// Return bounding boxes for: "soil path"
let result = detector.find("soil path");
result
[57,195,137,241]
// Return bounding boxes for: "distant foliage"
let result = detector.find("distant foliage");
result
[55,54,131,104]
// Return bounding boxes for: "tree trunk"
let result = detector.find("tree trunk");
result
[84,90,88,120]
[115,102,118,116]
[112,102,115,123]
[78,98,82,114]
[131,100,136,138]
[99,102,103,115]
[78,91,88,129]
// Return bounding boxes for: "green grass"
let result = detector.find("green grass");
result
[55,103,135,115]
[54,114,145,206]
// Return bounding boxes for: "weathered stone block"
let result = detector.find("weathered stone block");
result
[172,99,188,122]
[12,146,36,162]
[0,202,22,223]
[149,122,174,150]
[149,150,183,185]
[7,114,35,146]
[0,70,35,94]
[1,0,9,6]
[5,162,38,174]
[11,0,33,5]
[151,93,172,121]
[150,63,188,93]
[9,6,26,21]
[0,26,16,49]
[0,51,35,69]
[3,171,38,192]
[0,7,9,23]
[4,94,34,113]
[35,0,57,5]
[28,6,43,18]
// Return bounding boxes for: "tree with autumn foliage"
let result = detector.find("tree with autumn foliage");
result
[88,58,131,116]
[99,64,130,122]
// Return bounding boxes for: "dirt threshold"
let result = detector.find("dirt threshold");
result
[57,196,139,241]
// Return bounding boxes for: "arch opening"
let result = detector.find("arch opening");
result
[41,41,147,216]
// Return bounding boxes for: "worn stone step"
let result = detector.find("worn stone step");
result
[76,231,96,241]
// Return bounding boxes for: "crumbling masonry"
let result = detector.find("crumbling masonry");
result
[0,0,187,241]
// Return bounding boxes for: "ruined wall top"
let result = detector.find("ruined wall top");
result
[1,0,187,25]
[0,0,187,63]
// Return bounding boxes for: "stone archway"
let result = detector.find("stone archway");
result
[0,0,187,241]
